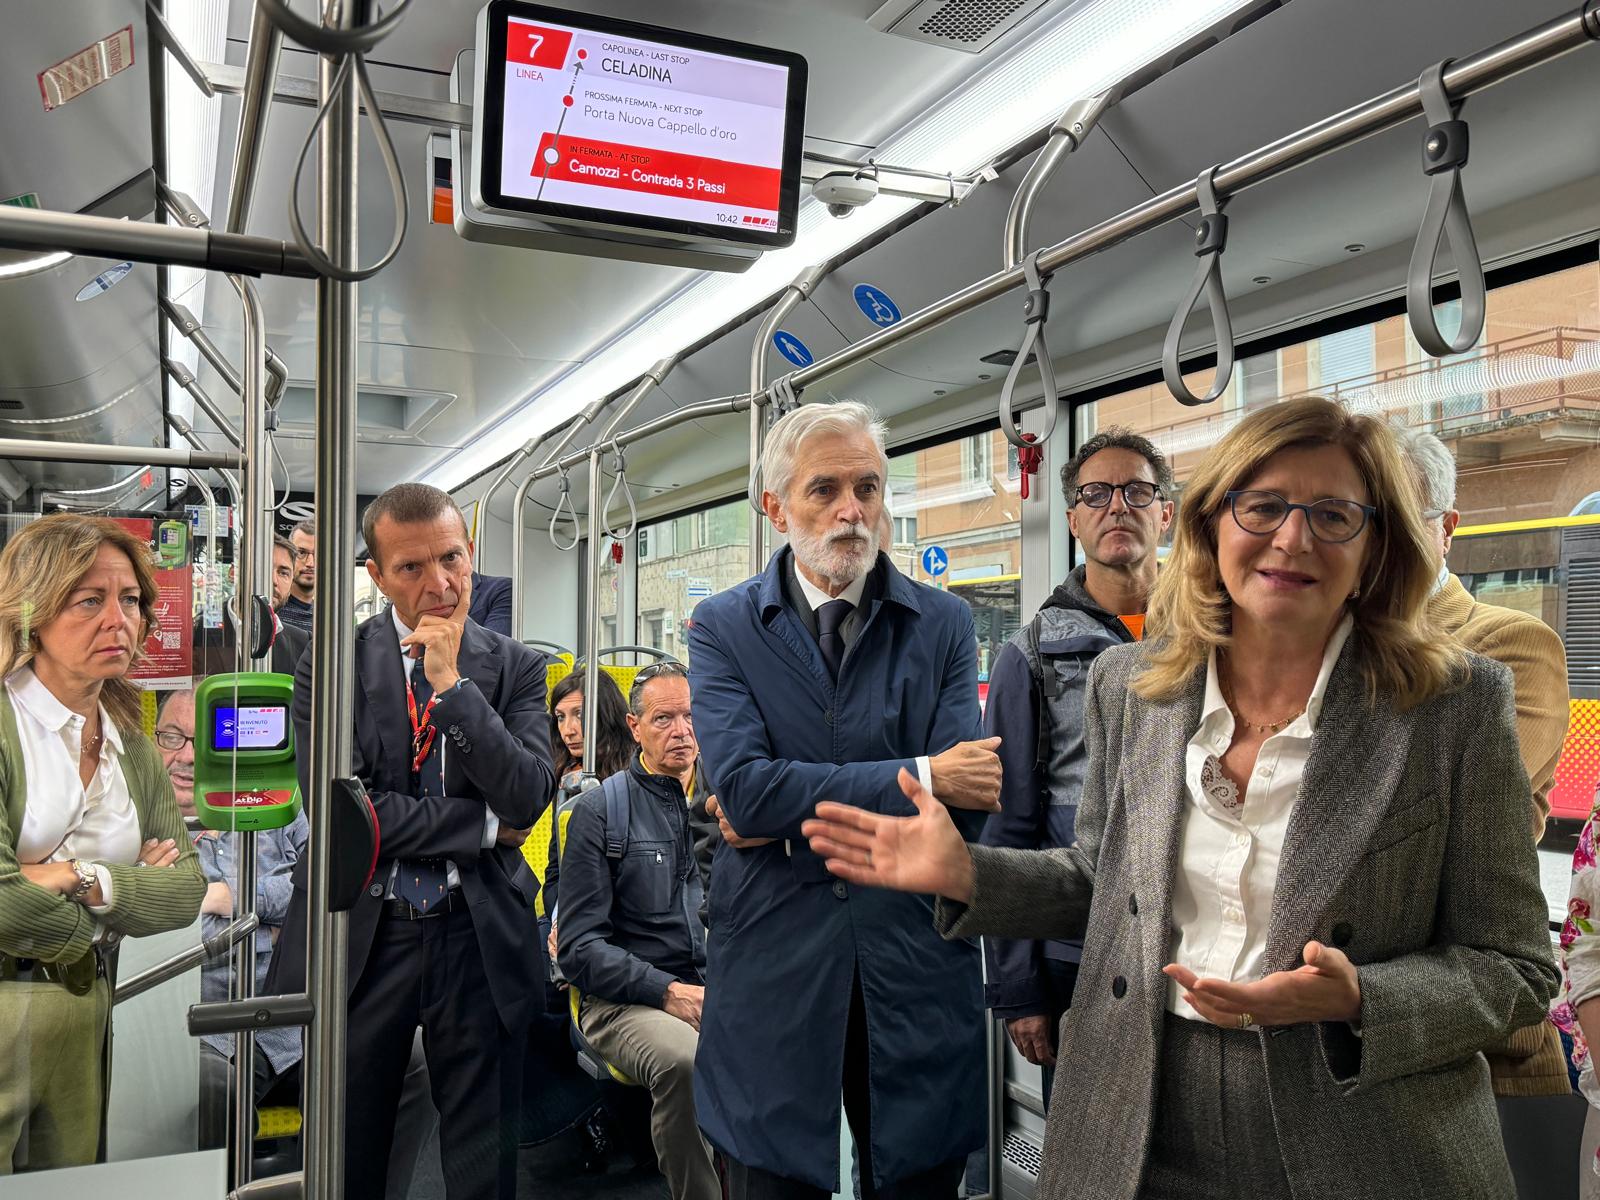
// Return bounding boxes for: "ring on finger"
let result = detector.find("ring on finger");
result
[1236,1011,1253,1030]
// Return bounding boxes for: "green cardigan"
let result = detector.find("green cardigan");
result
[0,689,205,964]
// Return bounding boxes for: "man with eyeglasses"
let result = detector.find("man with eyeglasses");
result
[979,428,1173,1100]
[558,660,720,1200]
[278,518,316,635]
[154,687,307,1148]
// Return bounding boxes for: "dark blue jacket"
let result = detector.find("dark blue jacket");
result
[269,612,557,1031]
[469,571,513,638]
[980,567,1133,1018]
[688,549,986,1191]
[557,756,707,1006]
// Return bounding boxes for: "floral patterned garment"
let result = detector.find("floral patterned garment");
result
[1553,792,1600,1176]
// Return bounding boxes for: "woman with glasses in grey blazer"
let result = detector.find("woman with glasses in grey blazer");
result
[804,396,1557,1200]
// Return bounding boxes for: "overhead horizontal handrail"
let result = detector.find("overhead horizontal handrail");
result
[525,394,753,490]
[758,5,1599,400]
[0,203,316,278]
[0,436,241,470]
[114,913,260,1004]
[1161,165,1234,406]
[1406,60,1486,357]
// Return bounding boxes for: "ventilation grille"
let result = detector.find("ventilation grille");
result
[869,0,1056,53]
[1563,528,1600,697]
[1002,1130,1044,1178]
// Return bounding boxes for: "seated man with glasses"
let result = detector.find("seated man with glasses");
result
[557,660,719,1200]
[154,686,308,1149]
[980,429,1174,1097]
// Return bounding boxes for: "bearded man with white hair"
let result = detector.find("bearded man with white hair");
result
[688,400,1001,1200]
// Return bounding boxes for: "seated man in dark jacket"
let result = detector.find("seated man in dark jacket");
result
[557,661,717,1200]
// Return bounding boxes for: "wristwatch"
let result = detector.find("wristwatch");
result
[68,858,99,901]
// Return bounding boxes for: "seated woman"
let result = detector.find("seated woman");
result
[542,668,634,930]
[804,397,1557,1200]
[0,515,205,1173]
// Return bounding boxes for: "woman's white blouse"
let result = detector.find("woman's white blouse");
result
[7,667,140,912]
[1168,616,1353,1021]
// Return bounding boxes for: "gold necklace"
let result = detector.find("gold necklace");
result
[1219,664,1305,735]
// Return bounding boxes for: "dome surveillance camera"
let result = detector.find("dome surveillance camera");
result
[813,171,879,217]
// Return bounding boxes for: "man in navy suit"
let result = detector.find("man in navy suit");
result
[468,570,513,638]
[271,483,556,1200]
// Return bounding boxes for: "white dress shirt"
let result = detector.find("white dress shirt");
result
[790,565,932,792]
[7,666,139,918]
[390,608,499,895]
[1167,615,1353,1021]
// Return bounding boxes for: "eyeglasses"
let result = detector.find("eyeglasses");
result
[633,661,687,685]
[1421,508,1446,521]
[154,729,194,752]
[1224,490,1376,544]
[628,660,688,711]
[1074,480,1162,509]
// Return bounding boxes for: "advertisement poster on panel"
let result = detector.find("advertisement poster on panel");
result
[112,516,193,690]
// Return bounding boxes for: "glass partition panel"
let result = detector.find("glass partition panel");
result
[890,428,1024,706]
[634,498,751,665]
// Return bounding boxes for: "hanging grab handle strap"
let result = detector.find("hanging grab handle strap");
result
[1162,165,1234,407]
[602,448,639,541]
[998,251,1059,450]
[549,472,580,551]
[1406,61,1485,358]
[747,376,801,514]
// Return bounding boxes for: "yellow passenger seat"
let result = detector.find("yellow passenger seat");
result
[256,1106,302,1140]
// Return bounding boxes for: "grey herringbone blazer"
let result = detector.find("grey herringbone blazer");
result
[938,637,1558,1200]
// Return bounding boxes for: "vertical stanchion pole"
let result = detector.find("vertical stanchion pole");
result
[303,2,358,1195]
[227,274,272,1187]
[581,446,606,776]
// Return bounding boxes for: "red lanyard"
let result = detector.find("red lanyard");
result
[406,670,441,777]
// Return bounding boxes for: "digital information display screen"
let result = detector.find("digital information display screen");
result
[480,3,805,246]
[213,705,290,753]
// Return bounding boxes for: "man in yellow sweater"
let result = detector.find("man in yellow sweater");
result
[1399,426,1570,1106]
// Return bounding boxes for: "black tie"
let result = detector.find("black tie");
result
[816,599,852,680]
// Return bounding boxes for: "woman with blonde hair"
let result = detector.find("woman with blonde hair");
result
[0,515,205,1173]
[804,396,1556,1199]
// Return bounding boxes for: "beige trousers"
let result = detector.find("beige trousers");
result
[580,992,718,1200]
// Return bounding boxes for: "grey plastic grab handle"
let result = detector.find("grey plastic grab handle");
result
[1406,61,1485,358]
[1162,165,1234,407]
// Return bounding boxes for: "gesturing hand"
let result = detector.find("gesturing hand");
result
[1163,940,1362,1029]
[401,571,472,693]
[801,768,976,902]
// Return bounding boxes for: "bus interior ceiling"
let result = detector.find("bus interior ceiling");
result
[0,0,1596,540]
